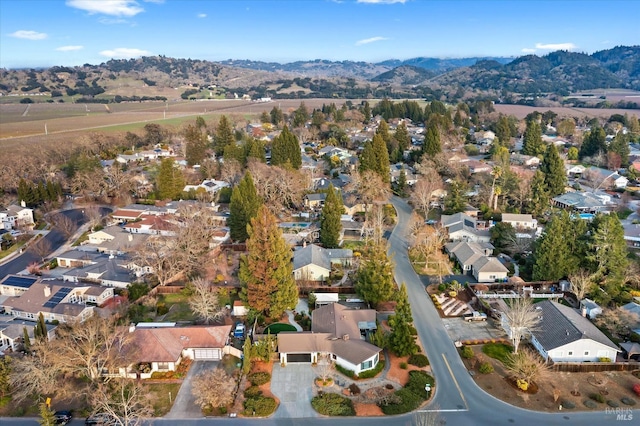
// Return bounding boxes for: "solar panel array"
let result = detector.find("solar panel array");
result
[2,275,38,288]
[43,287,72,308]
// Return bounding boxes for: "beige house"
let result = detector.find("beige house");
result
[293,244,352,282]
[501,213,537,230]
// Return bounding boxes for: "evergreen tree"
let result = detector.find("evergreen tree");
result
[586,213,628,295]
[359,140,377,174]
[229,172,262,242]
[270,106,284,126]
[355,241,396,307]
[443,180,467,214]
[608,133,630,167]
[579,126,607,159]
[244,138,266,163]
[532,211,584,281]
[271,125,301,169]
[18,178,37,207]
[522,120,544,156]
[495,115,512,147]
[22,326,31,351]
[184,123,208,166]
[395,170,407,197]
[292,102,309,128]
[362,101,371,124]
[239,205,297,319]
[156,158,185,200]
[422,123,441,157]
[214,115,235,155]
[377,120,394,159]
[38,402,56,426]
[393,121,411,154]
[319,184,344,249]
[372,133,390,183]
[388,283,418,356]
[260,111,270,124]
[540,144,567,197]
[528,170,549,216]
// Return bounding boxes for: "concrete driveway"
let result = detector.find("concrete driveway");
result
[166,361,218,419]
[270,363,318,418]
[441,317,507,342]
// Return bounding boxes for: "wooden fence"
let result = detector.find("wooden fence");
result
[551,362,640,373]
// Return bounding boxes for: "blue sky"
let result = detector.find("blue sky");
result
[1,0,638,69]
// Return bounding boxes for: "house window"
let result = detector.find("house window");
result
[157,362,170,371]
[568,351,573,356]
[584,351,589,356]
[331,354,337,360]
[360,360,373,371]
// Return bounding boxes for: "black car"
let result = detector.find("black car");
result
[85,413,116,425]
[54,411,72,425]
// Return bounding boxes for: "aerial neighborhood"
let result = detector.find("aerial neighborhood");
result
[2,93,640,423]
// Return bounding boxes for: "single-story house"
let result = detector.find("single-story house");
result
[528,300,619,363]
[311,292,339,307]
[565,164,586,177]
[85,226,149,255]
[277,303,380,375]
[0,317,57,353]
[124,215,176,236]
[118,323,232,378]
[623,223,640,250]
[471,256,509,283]
[585,166,628,189]
[183,179,230,195]
[552,192,608,213]
[441,212,491,243]
[501,213,537,230]
[445,241,494,273]
[293,244,353,282]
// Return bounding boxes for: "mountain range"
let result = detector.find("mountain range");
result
[1,46,638,102]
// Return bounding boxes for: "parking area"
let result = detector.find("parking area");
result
[441,317,507,343]
[270,363,318,418]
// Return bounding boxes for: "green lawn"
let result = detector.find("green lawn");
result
[147,382,182,416]
[0,241,26,260]
[158,293,196,322]
[263,323,297,334]
[481,342,513,365]
[71,231,90,246]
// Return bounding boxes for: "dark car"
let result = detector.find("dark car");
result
[85,413,116,425]
[54,411,72,425]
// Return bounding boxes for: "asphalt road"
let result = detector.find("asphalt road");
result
[0,208,108,278]
[0,201,629,426]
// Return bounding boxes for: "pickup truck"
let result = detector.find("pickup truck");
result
[233,323,246,339]
[464,311,487,322]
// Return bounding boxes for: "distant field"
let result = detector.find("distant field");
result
[493,104,640,119]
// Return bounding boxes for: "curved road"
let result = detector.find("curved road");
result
[0,201,625,425]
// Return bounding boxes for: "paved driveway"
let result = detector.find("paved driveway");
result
[166,361,218,419]
[270,363,318,418]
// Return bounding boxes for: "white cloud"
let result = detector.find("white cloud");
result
[143,0,164,3]
[66,0,144,17]
[357,0,407,4]
[534,42,577,50]
[99,47,151,59]
[197,13,207,18]
[56,45,84,51]
[98,17,129,24]
[9,30,48,40]
[356,36,388,46]
[521,48,537,53]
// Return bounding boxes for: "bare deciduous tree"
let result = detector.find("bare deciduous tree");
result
[52,213,78,238]
[220,158,242,186]
[502,297,540,354]
[315,352,334,383]
[90,379,153,426]
[84,205,104,231]
[595,308,640,340]
[505,348,551,388]
[568,269,595,301]
[189,278,225,324]
[411,167,442,219]
[54,316,131,382]
[29,236,52,262]
[104,163,133,199]
[9,342,66,403]
[363,204,387,245]
[134,236,183,286]
[191,369,235,410]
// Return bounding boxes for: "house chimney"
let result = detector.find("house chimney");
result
[129,323,136,333]
[44,286,51,298]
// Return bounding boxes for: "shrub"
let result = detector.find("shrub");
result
[244,386,262,398]
[561,400,575,409]
[633,383,640,397]
[438,283,447,292]
[408,354,429,367]
[357,360,385,379]
[590,393,606,404]
[479,362,494,374]
[461,346,474,359]
[335,364,355,378]
[607,400,619,408]
[156,302,168,316]
[405,371,434,398]
[248,372,271,386]
[584,399,597,408]
[399,362,408,370]
[621,397,636,406]
[598,357,612,363]
[348,384,361,395]
[379,388,422,415]
[311,392,355,416]
[243,396,277,416]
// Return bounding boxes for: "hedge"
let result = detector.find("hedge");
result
[408,354,429,367]
[244,396,277,416]
[311,392,355,416]
[248,372,271,386]
[379,370,434,415]
[244,385,262,398]
[357,359,385,379]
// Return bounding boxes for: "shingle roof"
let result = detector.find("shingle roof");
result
[473,257,509,274]
[531,301,618,352]
[293,244,352,271]
[501,213,534,223]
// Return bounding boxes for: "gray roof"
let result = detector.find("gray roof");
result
[445,241,494,266]
[57,249,103,262]
[63,256,133,284]
[473,256,509,274]
[502,213,534,223]
[531,300,618,352]
[306,193,327,202]
[552,192,606,210]
[441,212,476,229]
[293,244,352,271]
[621,302,640,317]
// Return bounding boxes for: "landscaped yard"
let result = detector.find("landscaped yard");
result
[147,382,182,416]
[263,323,297,334]
[158,293,197,322]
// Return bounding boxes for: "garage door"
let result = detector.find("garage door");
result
[286,353,312,363]
[194,349,221,360]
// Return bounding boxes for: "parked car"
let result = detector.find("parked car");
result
[85,413,116,425]
[54,411,72,425]
[463,311,487,322]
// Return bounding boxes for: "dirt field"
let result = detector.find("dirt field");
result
[464,345,640,412]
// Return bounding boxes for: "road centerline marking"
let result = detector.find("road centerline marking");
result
[442,352,468,410]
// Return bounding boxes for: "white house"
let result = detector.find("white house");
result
[501,213,538,230]
[528,300,619,363]
[183,179,230,195]
[277,303,380,375]
[0,203,34,231]
[441,212,491,243]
